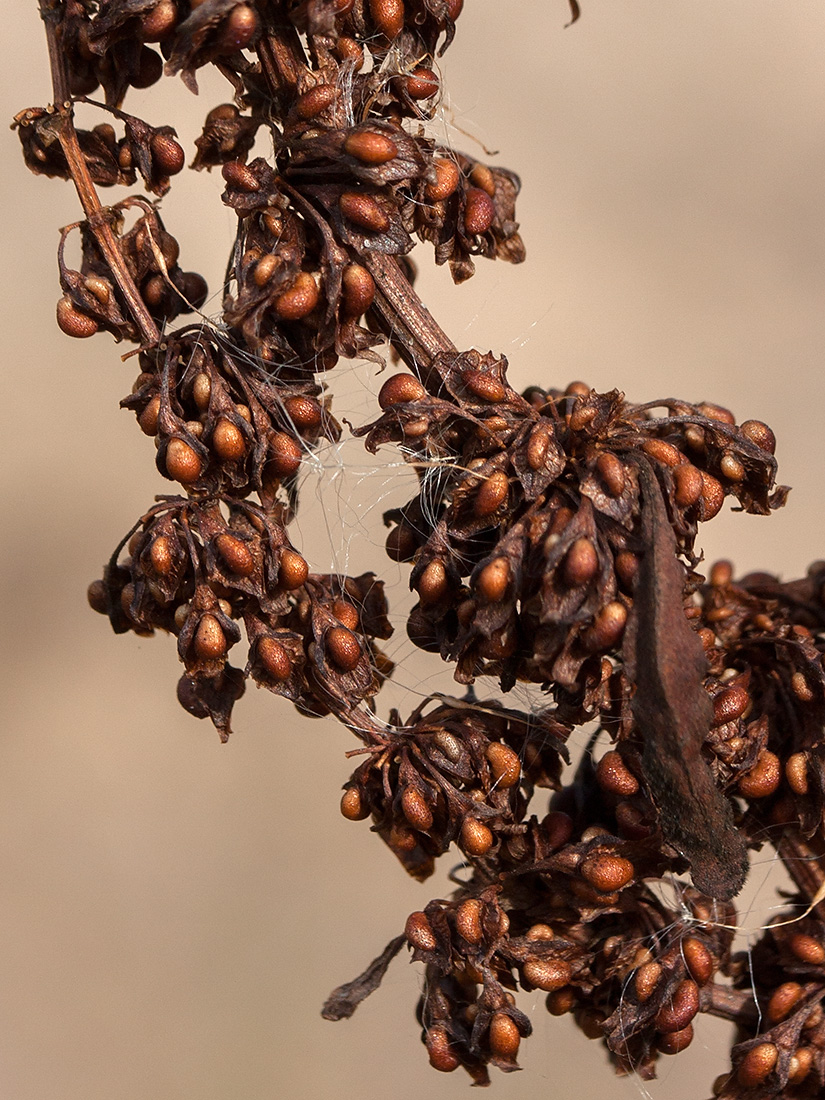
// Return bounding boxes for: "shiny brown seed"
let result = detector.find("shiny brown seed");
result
[580,853,634,893]
[455,899,484,944]
[446,0,463,17]
[426,1026,459,1073]
[699,472,725,520]
[194,614,226,660]
[402,786,433,831]
[192,372,211,411]
[212,418,246,462]
[596,452,626,497]
[738,749,781,798]
[378,372,425,408]
[343,130,398,164]
[268,432,303,476]
[278,548,309,590]
[709,559,733,587]
[460,817,493,856]
[655,979,699,1033]
[673,463,704,507]
[339,191,390,233]
[330,599,359,632]
[657,1025,694,1054]
[215,533,255,576]
[546,987,576,1015]
[405,67,439,99]
[56,296,98,338]
[682,938,714,985]
[563,537,599,586]
[222,160,259,192]
[788,1047,814,1084]
[791,670,815,702]
[595,751,639,796]
[216,3,257,49]
[542,811,574,850]
[737,1043,778,1087]
[474,471,509,516]
[641,438,682,467]
[585,601,627,648]
[369,0,404,38]
[785,752,810,795]
[615,549,639,590]
[405,910,436,951]
[150,132,185,175]
[257,636,292,681]
[488,1012,520,1060]
[335,36,364,68]
[526,423,552,470]
[720,452,745,482]
[83,275,111,304]
[385,523,418,562]
[468,163,496,196]
[522,957,571,992]
[462,369,506,403]
[463,187,495,235]
[425,157,460,201]
[253,254,279,287]
[274,272,320,321]
[789,932,825,964]
[713,684,750,725]
[165,438,202,483]
[340,786,369,821]
[326,625,361,671]
[87,579,108,615]
[149,535,174,575]
[767,982,804,1023]
[418,559,448,604]
[340,263,375,316]
[699,401,735,425]
[295,84,336,120]
[283,395,323,432]
[476,558,510,602]
[525,924,555,942]
[486,742,521,788]
[140,0,177,41]
[740,419,776,453]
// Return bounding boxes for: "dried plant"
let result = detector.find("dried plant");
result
[17,2,825,1096]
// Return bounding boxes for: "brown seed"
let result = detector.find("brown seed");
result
[295,84,336,120]
[56,296,98,338]
[222,160,259,192]
[699,472,725,520]
[405,911,436,951]
[592,451,625,497]
[634,962,662,1002]
[378,372,425,408]
[595,751,639,797]
[657,1025,694,1055]
[699,401,736,425]
[463,187,496,235]
[785,752,809,795]
[274,272,320,321]
[488,1012,520,1060]
[563,537,599,586]
[525,924,555,942]
[641,438,682,467]
[455,899,484,944]
[804,1004,824,1029]
[462,368,506,403]
[788,1047,814,1084]
[474,471,509,517]
[212,418,246,462]
[425,1026,459,1073]
[740,419,776,453]
[524,423,552,470]
[326,625,361,671]
[791,670,815,702]
[283,395,323,433]
[460,817,493,856]
[279,548,309,590]
[343,129,398,165]
[140,0,177,41]
[737,1043,778,1088]
[402,786,433,831]
[369,0,404,38]
[335,36,364,68]
[425,157,460,201]
[584,600,627,649]
[542,811,574,850]
[268,432,303,477]
[253,254,279,287]
[789,933,825,965]
[546,987,576,1016]
[194,614,226,660]
[522,957,571,992]
[340,263,375,317]
[446,0,463,17]
[339,191,390,233]
[615,549,639,590]
[83,275,111,305]
[149,535,173,575]
[738,749,781,798]
[469,163,496,196]
[340,786,368,821]
[418,559,448,604]
[87,579,108,615]
[767,981,805,1023]
[476,558,510,603]
[215,533,255,576]
[486,742,521,788]
[192,372,211,411]
[709,559,733,587]
[682,938,714,985]
[673,463,704,507]
[655,979,699,1033]
[165,438,202,483]
[330,599,359,632]
[404,66,439,99]
[385,523,418,562]
[257,636,292,681]
[713,684,750,725]
[720,452,745,482]
[614,800,651,840]
[150,132,185,175]
[580,853,634,893]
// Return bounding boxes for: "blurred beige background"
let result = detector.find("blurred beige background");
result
[2,2,824,1098]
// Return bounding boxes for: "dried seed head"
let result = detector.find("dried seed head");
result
[425,1026,459,1073]
[654,979,700,1033]
[563,537,599,586]
[522,957,571,992]
[326,625,361,671]
[194,614,227,660]
[486,742,521,788]
[257,636,292,681]
[737,1043,779,1088]
[455,899,484,944]
[425,157,460,201]
[580,853,634,893]
[682,938,714,985]
[339,191,390,233]
[474,471,509,516]
[634,961,662,1002]
[460,817,493,856]
[378,373,425,408]
[343,130,398,164]
[738,749,781,798]
[595,751,639,797]
[405,910,437,951]
[56,296,98,338]
[274,272,320,321]
[488,1012,520,1060]
[165,438,202,483]
[279,548,309,590]
[463,187,495,235]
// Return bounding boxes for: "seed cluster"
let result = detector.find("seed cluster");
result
[21,2,825,1097]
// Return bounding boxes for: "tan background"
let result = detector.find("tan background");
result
[2,2,824,1098]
